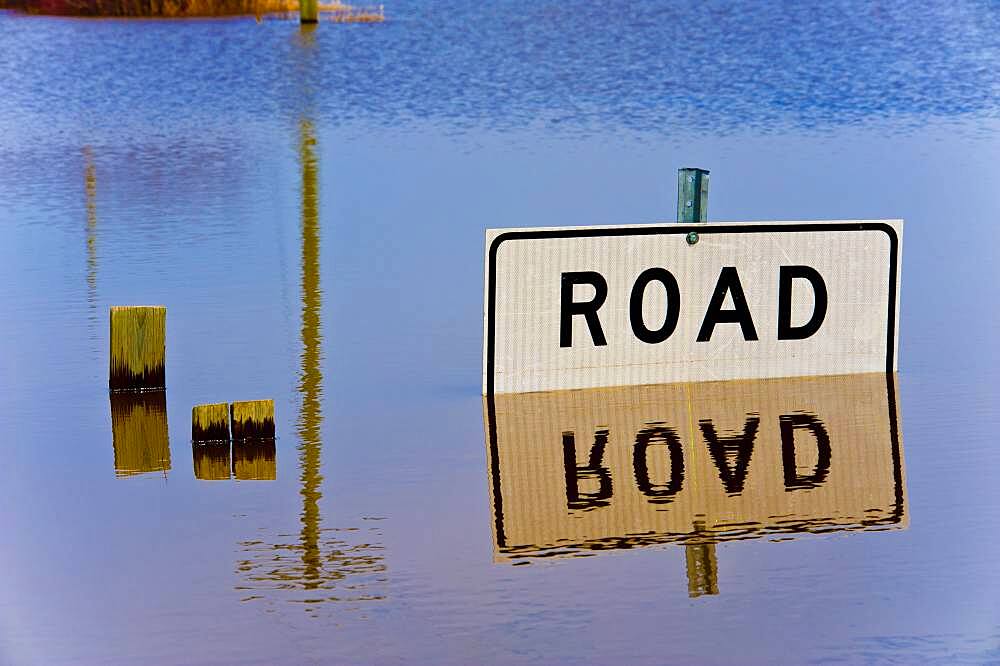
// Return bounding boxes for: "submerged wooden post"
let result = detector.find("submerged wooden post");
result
[677,167,710,223]
[300,0,317,23]
[109,306,166,391]
[231,399,275,440]
[192,403,230,442]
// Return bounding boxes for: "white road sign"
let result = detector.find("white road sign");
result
[483,220,902,394]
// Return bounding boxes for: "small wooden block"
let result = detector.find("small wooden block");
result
[192,403,230,442]
[233,440,276,481]
[192,442,231,481]
[109,305,166,391]
[110,392,171,477]
[230,399,275,440]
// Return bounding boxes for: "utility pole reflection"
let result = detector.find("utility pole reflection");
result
[297,117,324,587]
[235,114,384,610]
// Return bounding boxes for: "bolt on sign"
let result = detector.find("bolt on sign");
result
[483,373,906,562]
[483,220,902,394]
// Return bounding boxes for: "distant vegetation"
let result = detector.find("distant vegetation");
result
[1,0,384,19]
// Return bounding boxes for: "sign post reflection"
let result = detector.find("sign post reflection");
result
[685,522,718,598]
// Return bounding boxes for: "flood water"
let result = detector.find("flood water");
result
[1,1,999,663]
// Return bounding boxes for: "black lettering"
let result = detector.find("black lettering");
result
[560,271,608,348]
[778,265,828,340]
[700,415,760,494]
[780,414,831,490]
[632,425,684,503]
[697,267,759,342]
[629,268,681,344]
[562,429,613,510]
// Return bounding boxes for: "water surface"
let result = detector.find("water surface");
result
[1,1,999,663]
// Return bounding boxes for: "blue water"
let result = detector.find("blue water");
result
[1,1,999,663]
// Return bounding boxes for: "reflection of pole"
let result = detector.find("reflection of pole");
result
[297,118,323,588]
[685,521,719,597]
[84,147,98,322]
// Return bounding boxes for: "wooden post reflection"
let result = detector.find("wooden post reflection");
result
[84,147,98,323]
[110,392,171,477]
[297,117,323,586]
[193,442,231,480]
[234,440,277,481]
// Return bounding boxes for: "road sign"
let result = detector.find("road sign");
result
[483,220,902,394]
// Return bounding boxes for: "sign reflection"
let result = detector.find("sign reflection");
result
[484,373,906,594]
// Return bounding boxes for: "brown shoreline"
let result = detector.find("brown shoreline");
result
[0,0,382,19]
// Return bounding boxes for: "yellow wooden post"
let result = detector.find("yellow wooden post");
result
[109,305,166,391]
[192,402,230,442]
[230,399,275,440]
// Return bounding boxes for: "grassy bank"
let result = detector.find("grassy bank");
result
[1,0,384,19]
